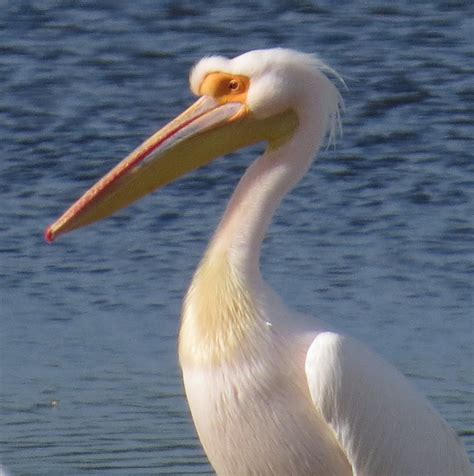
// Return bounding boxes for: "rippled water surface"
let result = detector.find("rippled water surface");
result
[1,1,473,474]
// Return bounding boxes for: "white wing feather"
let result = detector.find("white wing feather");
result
[305,331,472,476]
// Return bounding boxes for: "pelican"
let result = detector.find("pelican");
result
[45,48,471,475]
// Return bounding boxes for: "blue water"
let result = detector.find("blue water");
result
[1,1,473,474]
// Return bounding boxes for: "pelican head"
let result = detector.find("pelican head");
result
[45,48,341,241]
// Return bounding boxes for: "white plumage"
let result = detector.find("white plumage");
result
[180,49,471,475]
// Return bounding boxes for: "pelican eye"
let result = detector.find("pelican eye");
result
[228,79,241,92]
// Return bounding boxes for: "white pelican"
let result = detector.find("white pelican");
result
[46,48,471,475]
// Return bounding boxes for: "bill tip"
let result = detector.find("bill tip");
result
[44,226,55,244]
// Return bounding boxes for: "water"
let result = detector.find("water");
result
[1,1,473,474]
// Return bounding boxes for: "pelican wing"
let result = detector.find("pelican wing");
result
[305,332,471,476]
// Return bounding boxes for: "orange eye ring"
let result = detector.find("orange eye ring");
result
[199,73,250,104]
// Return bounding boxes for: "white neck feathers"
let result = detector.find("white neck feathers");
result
[180,62,342,366]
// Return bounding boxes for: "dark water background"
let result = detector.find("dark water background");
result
[1,1,473,474]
